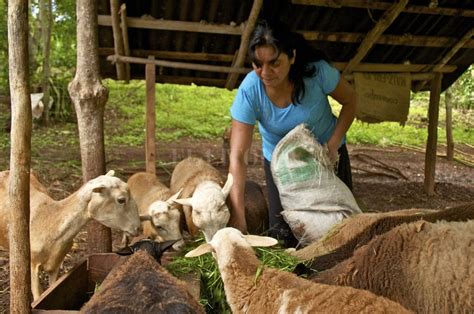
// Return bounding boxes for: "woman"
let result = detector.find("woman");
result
[228,19,357,247]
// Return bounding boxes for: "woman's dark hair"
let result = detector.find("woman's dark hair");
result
[248,19,328,104]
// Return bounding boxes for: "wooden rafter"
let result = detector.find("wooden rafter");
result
[291,0,474,18]
[414,27,474,91]
[225,0,263,90]
[343,0,409,75]
[109,0,125,80]
[98,15,243,35]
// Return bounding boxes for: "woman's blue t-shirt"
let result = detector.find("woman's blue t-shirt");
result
[230,60,342,161]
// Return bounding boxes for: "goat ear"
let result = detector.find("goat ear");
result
[140,215,152,222]
[105,170,115,176]
[185,243,213,257]
[222,173,233,197]
[159,240,179,253]
[244,235,278,247]
[167,189,183,205]
[173,197,193,207]
[115,246,134,256]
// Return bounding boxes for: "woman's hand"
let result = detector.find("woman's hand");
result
[326,137,340,165]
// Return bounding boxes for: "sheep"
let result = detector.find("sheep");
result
[292,202,474,270]
[244,180,268,235]
[126,172,183,247]
[186,227,412,314]
[170,157,233,241]
[80,239,204,313]
[0,170,142,300]
[310,220,474,313]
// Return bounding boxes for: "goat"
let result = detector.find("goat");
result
[170,157,233,241]
[186,227,412,314]
[0,170,141,300]
[81,239,204,313]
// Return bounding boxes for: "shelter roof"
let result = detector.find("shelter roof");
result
[97,0,474,91]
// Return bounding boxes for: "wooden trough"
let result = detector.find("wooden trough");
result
[31,252,200,312]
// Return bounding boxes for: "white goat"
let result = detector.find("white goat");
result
[186,228,412,314]
[0,170,141,300]
[127,172,183,247]
[170,157,233,242]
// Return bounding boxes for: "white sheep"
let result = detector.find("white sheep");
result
[127,172,183,247]
[0,170,142,300]
[80,241,204,313]
[310,220,474,313]
[170,157,233,242]
[186,227,412,313]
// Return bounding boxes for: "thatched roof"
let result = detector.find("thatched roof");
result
[97,0,474,91]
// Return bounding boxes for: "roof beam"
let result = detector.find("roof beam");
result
[98,15,243,35]
[414,27,474,91]
[343,0,409,75]
[291,0,474,18]
[109,0,125,80]
[225,0,263,90]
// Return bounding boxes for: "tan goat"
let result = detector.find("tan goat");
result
[0,170,141,300]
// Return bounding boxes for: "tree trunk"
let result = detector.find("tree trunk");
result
[39,0,52,126]
[68,0,111,254]
[8,0,33,312]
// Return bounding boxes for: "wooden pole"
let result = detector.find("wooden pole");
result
[110,0,125,80]
[145,56,156,174]
[8,0,33,311]
[424,73,442,196]
[445,87,454,161]
[225,0,263,90]
[119,3,131,83]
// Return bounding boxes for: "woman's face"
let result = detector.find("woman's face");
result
[252,45,295,88]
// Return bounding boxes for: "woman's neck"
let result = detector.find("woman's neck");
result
[264,79,293,108]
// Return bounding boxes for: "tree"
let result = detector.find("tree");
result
[68,0,111,253]
[39,0,52,126]
[8,0,33,311]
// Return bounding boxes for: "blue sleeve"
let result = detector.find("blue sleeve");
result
[316,61,340,95]
[230,87,257,125]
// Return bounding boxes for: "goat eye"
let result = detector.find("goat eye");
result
[117,197,126,205]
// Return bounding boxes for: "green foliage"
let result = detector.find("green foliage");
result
[166,237,302,313]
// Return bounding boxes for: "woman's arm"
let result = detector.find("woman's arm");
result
[228,119,254,233]
[327,76,357,160]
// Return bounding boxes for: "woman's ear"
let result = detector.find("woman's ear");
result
[291,49,296,64]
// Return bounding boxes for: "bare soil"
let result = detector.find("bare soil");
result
[0,136,473,312]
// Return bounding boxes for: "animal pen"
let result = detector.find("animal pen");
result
[5,0,474,311]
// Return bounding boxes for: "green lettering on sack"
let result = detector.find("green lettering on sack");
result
[276,148,321,185]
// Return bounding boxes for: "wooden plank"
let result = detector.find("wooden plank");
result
[87,253,126,286]
[424,73,442,196]
[345,72,435,82]
[343,0,409,75]
[99,48,235,62]
[225,0,263,90]
[109,0,125,80]
[333,62,456,73]
[445,88,454,161]
[145,56,156,175]
[98,15,243,35]
[291,0,474,17]
[300,31,474,49]
[119,3,131,83]
[107,54,250,74]
[31,261,88,310]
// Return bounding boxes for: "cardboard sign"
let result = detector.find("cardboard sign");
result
[354,72,411,125]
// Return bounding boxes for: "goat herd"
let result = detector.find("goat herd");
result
[0,156,473,313]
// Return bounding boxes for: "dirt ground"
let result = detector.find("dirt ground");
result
[0,137,473,311]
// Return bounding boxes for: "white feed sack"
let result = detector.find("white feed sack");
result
[271,124,361,246]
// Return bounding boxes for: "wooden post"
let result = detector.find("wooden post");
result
[145,56,156,174]
[445,87,454,161]
[424,73,442,195]
[224,0,263,90]
[120,3,131,83]
[8,0,33,311]
[110,0,125,80]
[68,0,111,253]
